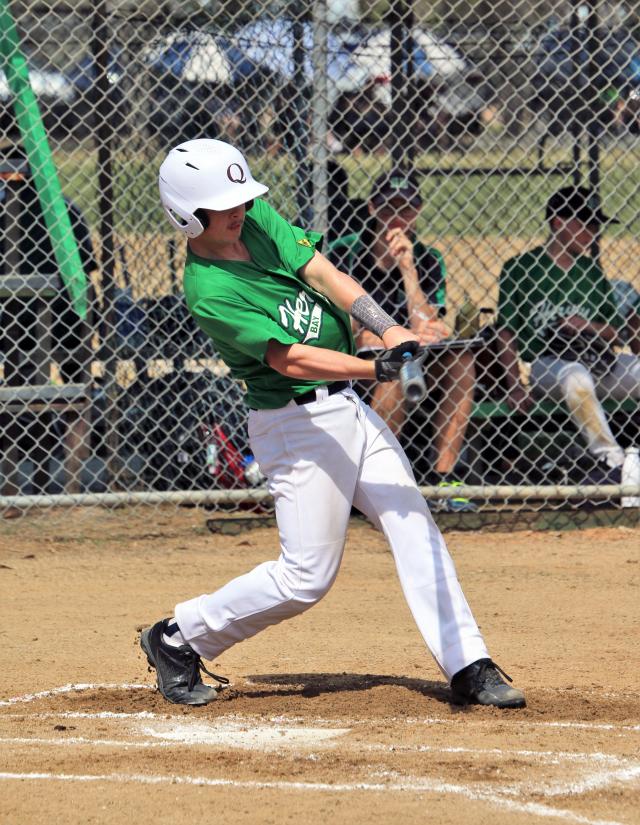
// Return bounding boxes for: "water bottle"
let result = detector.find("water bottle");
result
[200,423,219,477]
[621,447,640,508]
[243,455,265,487]
[205,442,219,476]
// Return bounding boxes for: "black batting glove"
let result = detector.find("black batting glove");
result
[374,341,420,382]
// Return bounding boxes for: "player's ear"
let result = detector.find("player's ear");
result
[194,208,209,230]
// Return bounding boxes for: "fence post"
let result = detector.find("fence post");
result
[291,3,312,226]
[90,0,123,489]
[569,0,583,185]
[310,0,329,235]
[585,0,602,266]
[389,0,414,171]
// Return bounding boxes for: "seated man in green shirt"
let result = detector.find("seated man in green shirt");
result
[328,171,478,511]
[496,186,640,482]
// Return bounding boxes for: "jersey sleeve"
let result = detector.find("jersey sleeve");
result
[250,199,323,274]
[191,293,299,365]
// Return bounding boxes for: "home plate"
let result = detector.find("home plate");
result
[137,718,349,750]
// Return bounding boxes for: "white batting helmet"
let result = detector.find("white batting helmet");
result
[158,139,269,238]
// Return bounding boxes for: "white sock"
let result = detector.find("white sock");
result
[606,451,625,470]
[162,618,187,648]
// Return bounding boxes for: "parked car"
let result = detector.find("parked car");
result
[0,60,75,139]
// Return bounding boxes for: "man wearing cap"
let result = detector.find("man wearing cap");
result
[328,170,478,510]
[496,186,640,482]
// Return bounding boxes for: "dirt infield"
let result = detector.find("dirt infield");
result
[1,507,639,825]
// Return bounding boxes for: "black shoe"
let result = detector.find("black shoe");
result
[450,658,526,709]
[140,619,229,706]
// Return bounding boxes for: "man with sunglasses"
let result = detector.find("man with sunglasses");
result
[329,170,478,511]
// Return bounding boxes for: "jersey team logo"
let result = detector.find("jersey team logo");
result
[278,290,323,343]
[297,238,312,247]
[531,298,588,331]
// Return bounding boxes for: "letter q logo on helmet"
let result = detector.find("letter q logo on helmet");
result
[226,163,247,184]
[158,139,269,238]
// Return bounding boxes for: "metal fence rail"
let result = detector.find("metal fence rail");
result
[1,0,639,517]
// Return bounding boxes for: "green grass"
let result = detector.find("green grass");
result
[342,145,640,238]
[52,141,640,240]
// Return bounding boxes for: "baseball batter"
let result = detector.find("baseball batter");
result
[140,138,525,710]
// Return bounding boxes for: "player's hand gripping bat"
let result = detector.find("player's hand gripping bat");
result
[374,341,428,404]
[375,337,485,405]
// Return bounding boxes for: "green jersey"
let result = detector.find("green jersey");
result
[498,246,624,362]
[182,199,355,409]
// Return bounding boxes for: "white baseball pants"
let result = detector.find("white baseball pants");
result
[175,387,489,680]
[531,354,640,468]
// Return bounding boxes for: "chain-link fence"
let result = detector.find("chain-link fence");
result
[1,0,639,516]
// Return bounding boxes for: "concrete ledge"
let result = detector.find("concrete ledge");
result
[203,507,639,536]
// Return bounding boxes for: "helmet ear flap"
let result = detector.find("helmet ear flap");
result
[159,184,205,238]
[194,208,209,230]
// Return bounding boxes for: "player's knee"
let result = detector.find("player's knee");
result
[293,572,338,606]
[276,563,338,608]
[560,364,596,401]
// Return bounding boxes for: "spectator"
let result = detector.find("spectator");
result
[328,169,478,511]
[496,186,640,483]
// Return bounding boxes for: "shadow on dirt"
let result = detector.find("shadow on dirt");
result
[244,672,453,704]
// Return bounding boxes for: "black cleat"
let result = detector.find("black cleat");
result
[140,619,229,706]
[450,658,526,709]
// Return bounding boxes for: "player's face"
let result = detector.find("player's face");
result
[202,203,247,242]
[370,198,420,235]
[555,217,598,256]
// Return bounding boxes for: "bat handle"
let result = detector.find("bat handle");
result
[400,351,427,405]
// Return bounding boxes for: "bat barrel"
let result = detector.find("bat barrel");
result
[400,356,426,404]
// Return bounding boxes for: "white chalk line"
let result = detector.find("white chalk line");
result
[0,710,161,720]
[0,683,153,707]
[0,771,627,825]
[395,717,640,733]
[2,734,632,768]
[530,721,640,733]
[363,743,629,766]
[0,736,167,749]
[346,716,640,733]
[532,765,640,798]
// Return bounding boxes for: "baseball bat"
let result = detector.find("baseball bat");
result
[400,351,427,404]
